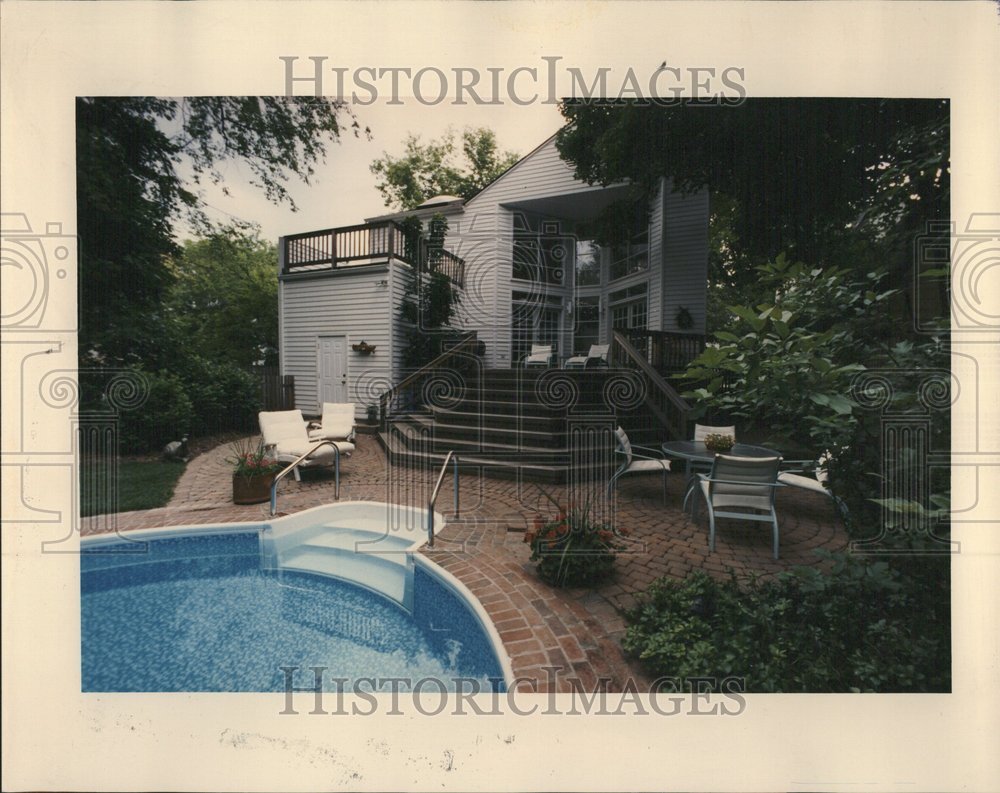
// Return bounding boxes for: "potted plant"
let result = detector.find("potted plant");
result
[365,403,380,425]
[524,500,629,588]
[702,433,735,453]
[227,437,283,504]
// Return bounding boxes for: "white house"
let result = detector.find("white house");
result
[277,131,709,420]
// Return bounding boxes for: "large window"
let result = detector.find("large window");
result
[609,230,649,282]
[512,222,570,285]
[575,240,601,286]
[511,291,563,364]
[573,296,601,353]
[610,282,648,332]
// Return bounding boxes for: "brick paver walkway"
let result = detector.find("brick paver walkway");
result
[83,434,847,692]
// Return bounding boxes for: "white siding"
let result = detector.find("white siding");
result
[467,134,615,206]
[660,185,710,333]
[449,135,619,367]
[280,266,393,418]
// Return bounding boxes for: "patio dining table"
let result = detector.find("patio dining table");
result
[661,440,783,502]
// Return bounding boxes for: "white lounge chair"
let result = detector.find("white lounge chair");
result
[259,409,354,482]
[692,454,784,559]
[308,402,357,443]
[563,344,609,369]
[522,344,554,368]
[607,426,671,504]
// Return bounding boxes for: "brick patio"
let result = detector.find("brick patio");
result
[82,433,848,692]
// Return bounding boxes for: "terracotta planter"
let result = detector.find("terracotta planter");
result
[232,473,276,505]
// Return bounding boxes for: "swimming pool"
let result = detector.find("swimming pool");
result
[81,503,511,692]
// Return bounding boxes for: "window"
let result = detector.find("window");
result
[609,229,649,282]
[573,296,600,353]
[512,221,571,285]
[511,292,563,364]
[575,240,601,286]
[610,282,648,332]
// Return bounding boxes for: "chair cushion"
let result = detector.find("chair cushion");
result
[308,403,356,441]
[272,439,354,464]
[699,479,772,512]
[627,459,670,473]
[260,410,309,447]
[778,471,830,496]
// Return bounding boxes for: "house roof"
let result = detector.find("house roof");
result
[365,195,466,224]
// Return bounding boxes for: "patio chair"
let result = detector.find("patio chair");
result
[694,423,737,443]
[778,453,850,522]
[692,454,784,559]
[680,423,740,502]
[258,409,354,482]
[522,344,555,368]
[607,426,672,504]
[308,402,357,444]
[563,344,610,369]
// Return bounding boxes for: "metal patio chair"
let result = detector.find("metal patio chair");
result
[608,426,672,504]
[692,453,784,559]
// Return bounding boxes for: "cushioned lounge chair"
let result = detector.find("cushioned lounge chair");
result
[563,344,610,369]
[259,409,354,482]
[308,402,357,444]
[522,344,554,368]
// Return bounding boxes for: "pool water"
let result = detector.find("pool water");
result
[82,531,505,692]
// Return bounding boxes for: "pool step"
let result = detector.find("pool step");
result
[278,546,411,608]
[268,524,418,611]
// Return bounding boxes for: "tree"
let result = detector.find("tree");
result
[164,229,279,369]
[370,127,519,210]
[397,215,460,368]
[76,96,367,364]
[556,99,949,323]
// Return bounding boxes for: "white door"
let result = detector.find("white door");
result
[317,336,348,409]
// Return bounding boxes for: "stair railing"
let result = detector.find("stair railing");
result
[427,451,460,548]
[269,440,342,516]
[610,329,693,440]
[379,331,479,431]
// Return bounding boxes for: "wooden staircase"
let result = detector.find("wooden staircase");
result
[376,331,701,482]
[380,367,658,482]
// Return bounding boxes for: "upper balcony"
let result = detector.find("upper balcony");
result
[280,221,464,287]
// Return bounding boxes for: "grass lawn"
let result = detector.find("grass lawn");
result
[81,460,186,516]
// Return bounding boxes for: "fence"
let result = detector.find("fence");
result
[255,367,295,411]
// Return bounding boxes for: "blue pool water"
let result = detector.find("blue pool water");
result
[82,531,505,692]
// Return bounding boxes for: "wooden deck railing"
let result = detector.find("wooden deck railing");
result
[610,329,693,440]
[621,329,706,376]
[282,221,464,286]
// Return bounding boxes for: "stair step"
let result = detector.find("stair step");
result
[303,526,416,554]
[378,428,613,484]
[279,546,409,605]
[390,419,574,459]
[405,414,574,446]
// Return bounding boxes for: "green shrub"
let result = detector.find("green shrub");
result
[623,552,950,692]
[178,356,260,436]
[117,368,193,454]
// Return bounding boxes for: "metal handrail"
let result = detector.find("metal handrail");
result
[427,451,460,548]
[269,440,342,516]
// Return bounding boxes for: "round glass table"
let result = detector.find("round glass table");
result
[661,441,782,504]
[661,441,782,466]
